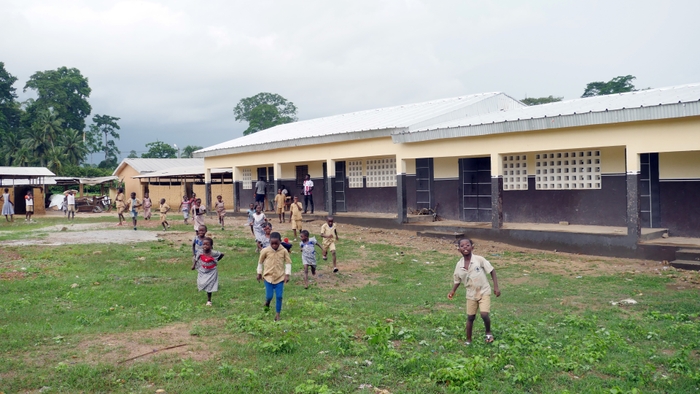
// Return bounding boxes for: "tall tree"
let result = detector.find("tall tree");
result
[23,67,92,131]
[91,114,121,161]
[582,75,637,98]
[141,141,177,158]
[181,145,203,158]
[44,146,66,174]
[60,128,89,165]
[127,150,138,158]
[0,62,21,133]
[233,92,297,135]
[521,95,563,106]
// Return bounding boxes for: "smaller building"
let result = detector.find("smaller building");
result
[133,165,233,210]
[0,167,55,215]
[113,158,205,200]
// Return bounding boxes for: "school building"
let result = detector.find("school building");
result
[0,166,55,215]
[195,84,700,257]
[113,158,234,210]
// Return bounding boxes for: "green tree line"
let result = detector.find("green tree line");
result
[0,62,121,175]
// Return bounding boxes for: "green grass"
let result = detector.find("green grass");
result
[1,217,699,393]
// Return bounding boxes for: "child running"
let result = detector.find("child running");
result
[289,196,303,240]
[25,191,34,222]
[179,195,191,225]
[251,204,267,243]
[274,189,286,223]
[215,195,226,230]
[256,222,272,252]
[159,198,171,230]
[115,188,126,226]
[193,198,206,233]
[192,236,224,306]
[126,192,141,230]
[247,203,256,235]
[299,230,321,289]
[320,216,339,273]
[257,232,292,321]
[192,225,208,258]
[142,192,152,220]
[447,238,501,345]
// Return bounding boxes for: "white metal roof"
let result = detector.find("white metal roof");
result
[113,158,204,176]
[132,166,231,178]
[0,167,55,178]
[196,92,524,157]
[394,83,700,143]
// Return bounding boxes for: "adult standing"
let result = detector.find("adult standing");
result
[1,188,14,222]
[255,177,267,210]
[115,187,126,226]
[302,174,314,214]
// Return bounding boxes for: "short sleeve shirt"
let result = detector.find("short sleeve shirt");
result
[274,194,286,206]
[452,254,494,300]
[303,180,314,195]
[26,197,33,206]
[255,181,266,194]
[300,238,317,265]
[290,202,303,220]
[67,195,75,205]
[160,203,170,213]
[258,246,292,284]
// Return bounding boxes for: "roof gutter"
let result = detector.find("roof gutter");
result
[194,128,403,158]
[392,101,700,143]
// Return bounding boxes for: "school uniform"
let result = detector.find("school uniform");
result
[452,254,495,315]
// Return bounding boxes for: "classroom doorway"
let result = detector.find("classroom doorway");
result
[459,157,492,222]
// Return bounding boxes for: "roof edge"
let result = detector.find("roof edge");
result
[392,101,700,143]
[195,128,402,158]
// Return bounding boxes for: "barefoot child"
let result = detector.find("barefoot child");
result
[192,225,208,258]
[215,195,226,230]
[251,204,267,242]
[179,195,191,225]
[115,188,126,226]
[257,232,292,321]
[25,191,34,222]
[447,238,501,345]
[289,196,303,240]
[320,216,339,273]
[159,198,171,230]
[274,189,286,223]
[193,198,206,233]
[247,203,256,235]
[192,236,224,306]
[142,193,152,220]
[299,230,321,289]
[126,192,141,230]
[1,188,14,222]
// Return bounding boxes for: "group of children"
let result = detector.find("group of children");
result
[1,189,37,223]
[113,188,178,231]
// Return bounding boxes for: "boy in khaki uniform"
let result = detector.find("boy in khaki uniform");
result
[447,238,501,345]
[274,189,286,223]
[159,198,171,230]
[320,216,339,273]
[289,196,303,240]
[257,232,292,321]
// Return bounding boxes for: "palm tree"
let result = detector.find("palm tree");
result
[35,108,63,148]
[44,146,65,174]
[60,128,88,165]
[0,132,22,165]
[22,125,49,165]
[12,146,32,167]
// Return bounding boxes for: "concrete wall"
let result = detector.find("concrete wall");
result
[114,165,142,199]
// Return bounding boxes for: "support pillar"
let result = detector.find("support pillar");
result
[79,183,84,197]
[204,168,212,212]
[233,167,241,213]
[490,153,503,229]
[626,151,641,242]
[396,158,407,224]
[325,159,335,216]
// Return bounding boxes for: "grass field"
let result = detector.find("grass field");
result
[1,216,699,393]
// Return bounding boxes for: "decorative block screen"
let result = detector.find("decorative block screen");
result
[242,168,252,190]
[535,150,601,190]
[366,158,396,188]
[348,160,363,188]
[502,155,528,191]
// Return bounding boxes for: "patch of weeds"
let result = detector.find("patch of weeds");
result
[430,355,489,389]
[294,379,338,394]
[254,331,300,354]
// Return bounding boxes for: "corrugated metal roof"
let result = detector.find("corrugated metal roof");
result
[196,92,524,157]
[0,167,55,178]
[113,158,203,176]
[132,166,231,178]
[394,83,700,143]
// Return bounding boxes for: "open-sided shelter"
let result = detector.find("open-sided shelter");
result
[0,167,55,215]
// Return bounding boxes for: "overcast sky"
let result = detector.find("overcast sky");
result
[2,0,699,160]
